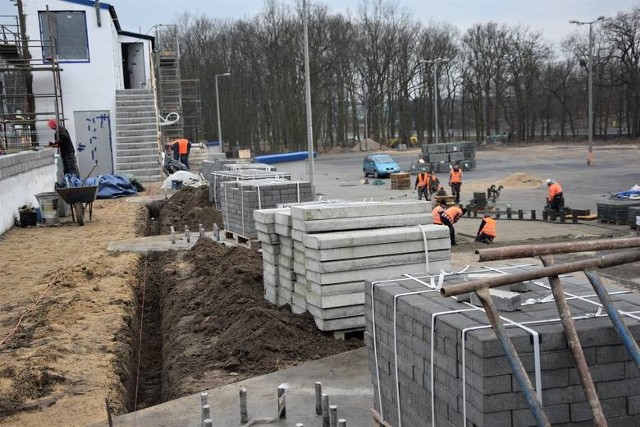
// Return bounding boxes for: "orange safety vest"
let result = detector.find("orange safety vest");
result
[432,206,444,224]
[417,172,429,187]
[547,182,563,201]
[173,138,190,155]
[480,217,497,237]
[450,169,462,184]
[443,206,463,224]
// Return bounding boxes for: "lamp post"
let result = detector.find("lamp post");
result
[215,72,230,154]
[569,16,605,165]
[302,0,315,189]
[420,58,449,144]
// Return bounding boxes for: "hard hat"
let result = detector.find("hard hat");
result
[47,118,57,129]
[545,178,553,185]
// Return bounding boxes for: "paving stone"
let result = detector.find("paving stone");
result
[470,288,522,311]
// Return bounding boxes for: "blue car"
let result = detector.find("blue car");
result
[363,154,401,178]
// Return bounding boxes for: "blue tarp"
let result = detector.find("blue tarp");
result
[614,190,640,199]
[254,151,317,164]
[63,174,138,199]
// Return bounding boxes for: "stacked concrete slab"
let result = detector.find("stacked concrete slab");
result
[421,141,476,172]
[253,208,288,304]
[255,201,452,331]
[221,180,313,239]
[209,170,292,206]
[365,266,640,426]
[222,162,276,172]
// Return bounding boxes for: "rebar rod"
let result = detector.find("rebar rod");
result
[476,237,640,262]
[540,255,607,427]
[584,269,640,369]
[474,287,551,427]
[441,250,640,297]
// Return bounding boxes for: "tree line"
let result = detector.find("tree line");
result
[174,0,640,153]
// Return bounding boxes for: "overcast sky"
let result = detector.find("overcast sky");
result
[2,0,639,43]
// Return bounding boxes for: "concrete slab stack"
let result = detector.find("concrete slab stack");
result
[222,162,276,172]
[221,180,313,240]
[209,170,292,207]
[253,208,288,304]
[255,200,452,332]
[365,266,640,427]
[421,141,476,172]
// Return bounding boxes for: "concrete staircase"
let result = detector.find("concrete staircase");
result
[115,89,163,182]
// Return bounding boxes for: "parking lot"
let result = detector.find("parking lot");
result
[277,142,640,214]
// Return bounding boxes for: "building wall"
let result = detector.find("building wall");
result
[0,150,56,234]
[22,0,154,172]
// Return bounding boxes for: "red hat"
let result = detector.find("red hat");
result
[47,119,57,129]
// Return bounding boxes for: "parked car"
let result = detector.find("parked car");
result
[363,154,401,178]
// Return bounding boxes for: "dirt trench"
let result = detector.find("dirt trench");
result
[123,187,363,410]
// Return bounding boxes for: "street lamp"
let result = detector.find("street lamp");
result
[420,58,449,144]
[215,72,231,154]
[302,0,315,189]
[569,16,605,165]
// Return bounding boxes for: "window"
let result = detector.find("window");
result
[39,11,89,61]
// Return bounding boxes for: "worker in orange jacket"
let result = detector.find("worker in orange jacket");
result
[475,214,497,244]
[171,138,192,170]
[431,201,447,224]
[449,164,463,204]
[440,204,465,245]
[545,178,564,212]
[415,169,439,201]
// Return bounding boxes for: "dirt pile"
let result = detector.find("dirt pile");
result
[147,186,223,235]
[148,238,362,402]
[497,173,543,188]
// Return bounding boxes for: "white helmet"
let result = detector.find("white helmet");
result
[545,178,553,185]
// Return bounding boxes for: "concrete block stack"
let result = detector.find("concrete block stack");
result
[222,162,276,172]
[253,208,288,304]
[209,170,291,206]
[255,201,452,331]
[221,180,312,239]
[421,141,476,173]
[365,266,640,427]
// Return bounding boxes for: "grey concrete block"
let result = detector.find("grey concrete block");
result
[304,250,450,273]
[303,225,449,249]
[513,403,570,426]
[290,200,430,221]
[293,213,434,233]
[470,288,521,311]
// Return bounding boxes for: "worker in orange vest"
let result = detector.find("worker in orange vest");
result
[171,138,192,170]
[449,163,463,204]
[415,168,439,201]
[475,214,497,244]
[441,204,465,245]
[431,201,446,224]
[545,178,564,212]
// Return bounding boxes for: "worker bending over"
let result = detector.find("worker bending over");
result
[545,178,564,212]
[449,164,463,204]
[171,138,192,170]
[431,201,447,224]
[439,204,465,246]
[475,214,497,244]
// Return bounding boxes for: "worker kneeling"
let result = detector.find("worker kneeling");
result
[475,214,497,244]
[545,178,564,213]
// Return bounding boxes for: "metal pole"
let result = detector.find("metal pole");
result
[588,21,594,156]
[433,64,438,145]
[441,250,640,297]
[584,269,640,368]
[476,237,640,262]
[303,0,315,191]
[474,287,551,427]
[540,256,607,426]
[215,75,222,153]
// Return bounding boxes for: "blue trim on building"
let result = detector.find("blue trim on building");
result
[61,0,112,10]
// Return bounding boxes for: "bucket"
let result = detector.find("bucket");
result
[35,192,60,225]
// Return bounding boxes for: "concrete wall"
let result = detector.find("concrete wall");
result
[0,150,56,234]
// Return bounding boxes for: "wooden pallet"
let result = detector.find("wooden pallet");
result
[390,173,411,190]
[223,230,261,249]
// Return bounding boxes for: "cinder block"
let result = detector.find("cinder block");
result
[470,288,521,311]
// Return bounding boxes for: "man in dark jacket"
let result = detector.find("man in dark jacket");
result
[48,119,80,177]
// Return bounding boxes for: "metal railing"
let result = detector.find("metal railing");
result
[440,237,640,427]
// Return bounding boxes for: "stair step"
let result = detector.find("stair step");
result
[115,138,159,146]
[117,155,161,164]
[115,113,157,121]
[116,148,159,157]
[116,130,158,138]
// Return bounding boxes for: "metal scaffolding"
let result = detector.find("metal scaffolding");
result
[181,78,202,143]
[154,25,183,141]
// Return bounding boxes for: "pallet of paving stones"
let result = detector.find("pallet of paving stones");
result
[209,169,292,206]
[365,266,640,427]
[597,199,640,225]
[629,206,640,229]
[222,180,312,240]
[222,162,276,172]
[390,173,411,190]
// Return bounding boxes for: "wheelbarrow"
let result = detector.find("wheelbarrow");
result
[55,185,98,226]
